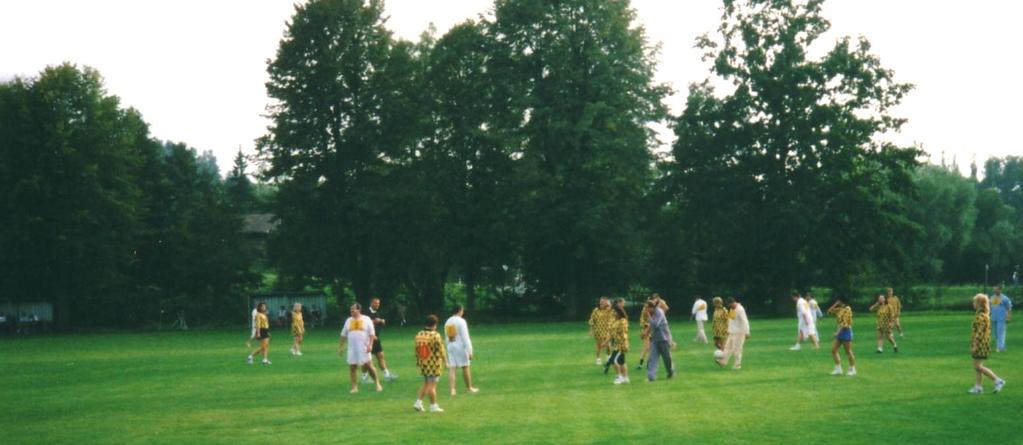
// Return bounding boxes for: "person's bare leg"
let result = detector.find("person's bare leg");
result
[844,342,856,367]
[261,339,269,360]
[376,352,389,373]
[427,381,437,404]
[364,363,382,391]
[349,365,359,392]
[831,340,841,365]
[811,334,820,349]
[462,367,478,391]
[449,367,457,396]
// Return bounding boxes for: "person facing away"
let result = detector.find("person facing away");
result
[445,304,479,395]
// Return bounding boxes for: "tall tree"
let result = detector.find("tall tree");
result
[488,0,669,316]
[259,0,425,304]
[667,0,920,309]
[225,148,256,213]
[0,64,144,327]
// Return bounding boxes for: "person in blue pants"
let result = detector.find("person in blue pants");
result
[991,286,1013,352]
[644,300,675,381]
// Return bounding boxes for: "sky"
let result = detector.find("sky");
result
[2,0,1020,176]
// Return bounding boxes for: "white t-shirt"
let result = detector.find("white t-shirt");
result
[250,308,258,337]
[796,298,812,323]
[727,304,750,335]
[808,299,822,322]
[444,315,473,355]
[341,315,376,364]
[691,299,708,321]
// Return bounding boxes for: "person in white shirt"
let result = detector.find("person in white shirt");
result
[690,296,709,343]
[246,305,259,348]
[716,297,750,370]
[789,292,820,350]
[445,304,480,396]
[339,303,382,393]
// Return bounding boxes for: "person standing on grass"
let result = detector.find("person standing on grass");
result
[247,303,271,365]
[637,296,652,369]
[604,298,627,374]
[364,298,397,382]
[644,300,675,381]
[711,297,729,351]
[790,292,820,350]
[606,304,631,384]
[414,315,447,413]
[886,288,905,337]
[445,304,480,396]
[339,303,382,393]
[717,297,750,370]
[991,285,1012,352]
[869,294,898,353]
[588,297,613,365]
[969,294,1006,394]
[691,296,709,344]
[808,293,823,325]
[290,303,305,356]
[826,297,856,376]
[246,303,259,348]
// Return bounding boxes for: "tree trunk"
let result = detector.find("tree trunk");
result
[566,257,579,319]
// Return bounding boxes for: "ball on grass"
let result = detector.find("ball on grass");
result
[713,349,725,360]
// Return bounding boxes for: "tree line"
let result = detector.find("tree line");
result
[1,0,1021,328]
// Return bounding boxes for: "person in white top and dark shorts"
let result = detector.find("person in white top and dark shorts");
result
[444,304,480,396]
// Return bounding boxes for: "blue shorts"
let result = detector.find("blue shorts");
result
[836,327,853,342]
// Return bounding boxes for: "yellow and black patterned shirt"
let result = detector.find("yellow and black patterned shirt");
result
[712,308,729,338]
[415,329,446,376]
[971,311,991,359]
[589,307,613,340]
[611,317,629,352]
[291,311,304,336]
[888,296,902,317]
[872,303,893,331]
[255,312,269,330]
[828,305,852,328]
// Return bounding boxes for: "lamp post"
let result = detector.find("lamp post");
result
[984,264,989,294]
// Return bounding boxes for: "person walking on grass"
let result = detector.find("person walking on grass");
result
[246,303,259,349]
[826,297,856,376]
[638,294,669,368]
[790,292,820,350]
[414,315,447,413]
[991,285,1012,352]
[869,294,898,353]
[339,303,382,393]
[711,297,729,351]
[604,298,627,374]
[290,303,305,356]
[364,297,397,383]
[644,299,675,381]
[247,303,271,365]
[606,304,631,384]
[808,293,823,325]
[969,294,1006,394]
[445,304,480,396]
[886,288,905,337]
[691,296,709,344]
[717,297,750,370]
[589,297,613,365]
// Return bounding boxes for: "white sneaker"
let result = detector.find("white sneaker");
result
[595,358,602,365]
[429,404,444,413]
[622,377,630,384]
[289,348,296,356]
[994,379,1006,393]
[413,400,424,412]
[789,344,801,351]
[246,356,253,364]
[846,368,857,376]
[968,386,983,394]
[467,387,480,394]
[295,351,302,356]
[830,367,843,376]
[361,374,370,384]
[262,359,271,365]
[385,372,397,381]
[613,376,623,385]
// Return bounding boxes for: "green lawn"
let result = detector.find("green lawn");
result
[1,313,1018,444]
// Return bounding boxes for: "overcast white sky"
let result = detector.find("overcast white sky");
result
[2,0,1020,175]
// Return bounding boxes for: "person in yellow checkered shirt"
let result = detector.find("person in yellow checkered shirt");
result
[606,305,631,384]
[414,315,447,412]
[885,288,904,337]
[246,303,271,365]
[711,297,729,350]
[969,294,1005,394]
[290,303,304,356]
[588,297,613,365]
[869,294,898,354]
[826,296,856,376]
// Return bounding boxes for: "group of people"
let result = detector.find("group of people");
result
[588,294,681,383]
[244,298,480,413]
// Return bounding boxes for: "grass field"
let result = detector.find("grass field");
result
[2,313,1019,444]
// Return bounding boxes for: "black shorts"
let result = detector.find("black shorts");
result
[258,328,270,340]
[610,350,625,365]
[371,338,383,354]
